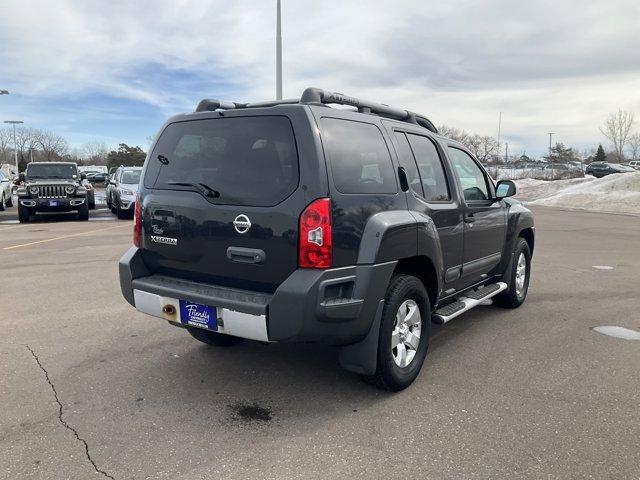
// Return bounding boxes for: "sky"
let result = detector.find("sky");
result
[1,0,639,158]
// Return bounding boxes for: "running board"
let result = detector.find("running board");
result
[432,282,507,324]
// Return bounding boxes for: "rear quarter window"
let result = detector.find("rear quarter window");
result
[146,116,299,207]
[320,117,397,194]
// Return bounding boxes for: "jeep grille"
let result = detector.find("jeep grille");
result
[36,185,67,198]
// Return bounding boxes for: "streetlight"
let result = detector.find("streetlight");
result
[276,0,282,100]
[4,120,24,175]
[547,132,555,159]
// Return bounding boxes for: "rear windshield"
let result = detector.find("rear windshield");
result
[146,116,299,206]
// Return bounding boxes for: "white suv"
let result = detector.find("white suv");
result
[628,160,640,170]
[0,171,14,211]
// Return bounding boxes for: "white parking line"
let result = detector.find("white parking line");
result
[3,224,130,251]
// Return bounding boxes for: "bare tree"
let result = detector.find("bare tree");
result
[600,109,634,162]
[35,130,69,161]
[81,140,109,165]
[438,125,469,144]
[15,127,39,157]
[627,133,640,161]
[0,128,12,164]
[465,134,498,163]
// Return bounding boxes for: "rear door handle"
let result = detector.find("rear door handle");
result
[226,246,266,264]
[464,213,476,223]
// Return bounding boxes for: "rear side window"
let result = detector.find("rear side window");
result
[321,118,396,194]
[406,134,450,202]
[394,132,422,197]
[147,116,298,207]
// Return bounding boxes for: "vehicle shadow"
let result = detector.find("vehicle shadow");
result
[123,307,507,421]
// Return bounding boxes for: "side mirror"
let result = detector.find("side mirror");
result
[18,172,26,183]
[495,180,516,199]
[80,172,87,180]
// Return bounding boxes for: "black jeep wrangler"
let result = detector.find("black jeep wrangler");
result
[119,88,534,391]
[17,162,90,222]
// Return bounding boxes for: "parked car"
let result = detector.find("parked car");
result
[544,163,570,171]
[15,162,90,222]
[585,162,636,178]
[119,88,534,391]
[107,166,142,219]
[0,171,14,211]
[87,172,108,184]
[627,160,640,170]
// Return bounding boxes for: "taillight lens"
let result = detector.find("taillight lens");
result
[133,193,142,247]
[298,198,332,268]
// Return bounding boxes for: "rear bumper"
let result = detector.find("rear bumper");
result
[119,247,396,345]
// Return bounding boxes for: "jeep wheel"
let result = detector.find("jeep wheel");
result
[187,327,243,347]
[18,203,30,223]
[5,194,12,207]
[494,237,531,309]
[0,193,5,211]
[77,202,89,221]
[366,275,430,391]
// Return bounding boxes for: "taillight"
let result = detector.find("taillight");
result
[133,193,142,247]
[298,198,332,268]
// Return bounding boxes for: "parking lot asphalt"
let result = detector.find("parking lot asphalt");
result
[0,202,639,480]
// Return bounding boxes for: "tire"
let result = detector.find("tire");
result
[89,195,95,210]
[77,201,89,221]
[0,193,5,211]
[5,194,12,207]
[116,200,128,219]
[110,195,117,214]
[187,327,243,347]
[18,203,30,223]
[365,275,431,391]
[494,237,531,309]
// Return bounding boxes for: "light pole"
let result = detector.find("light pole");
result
[547,132,555,160]
[4,120,24,174]
[276,0,282,100]
[496,112,502,162]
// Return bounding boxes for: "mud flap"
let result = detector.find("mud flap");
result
[338,299,385,376]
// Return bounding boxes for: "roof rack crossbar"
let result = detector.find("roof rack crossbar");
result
[300,87,437,133]
[196,98,298,112]
[194,88,437,133]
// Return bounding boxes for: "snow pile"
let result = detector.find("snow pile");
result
[514,172,640,214]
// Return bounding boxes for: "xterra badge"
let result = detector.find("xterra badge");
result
[151,235,178,245]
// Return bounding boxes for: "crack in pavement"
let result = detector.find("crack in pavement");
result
[25,345,115,479]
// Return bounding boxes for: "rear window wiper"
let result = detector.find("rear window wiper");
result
[166,181,220,198]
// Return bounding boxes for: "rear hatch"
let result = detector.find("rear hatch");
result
[140,112,312,292]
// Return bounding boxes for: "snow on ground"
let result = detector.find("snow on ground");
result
[513,172,640,215]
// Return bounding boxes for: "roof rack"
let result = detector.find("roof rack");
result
[195,87,437,133]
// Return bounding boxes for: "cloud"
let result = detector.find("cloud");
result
[1,0,639,155]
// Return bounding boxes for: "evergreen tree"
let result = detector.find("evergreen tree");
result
[106,144,147,170]
[595,144,606,163]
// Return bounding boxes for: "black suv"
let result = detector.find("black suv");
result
[120,88,534,391]
[585,162,635,178]
[17,162,91,223]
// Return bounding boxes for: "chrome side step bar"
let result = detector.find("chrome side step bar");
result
[433,282,507,324]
